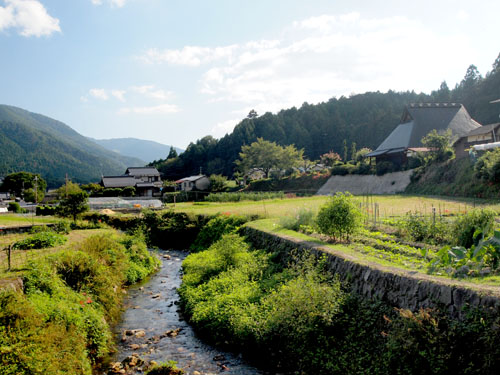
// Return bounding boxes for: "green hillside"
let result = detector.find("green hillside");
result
[152,53,500,180]
[0,105,143,187]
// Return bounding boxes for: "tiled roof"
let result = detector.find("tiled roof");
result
[125,167,160,176]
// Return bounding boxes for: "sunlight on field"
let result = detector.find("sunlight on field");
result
[0,214,60,228]
[167,195,500,219]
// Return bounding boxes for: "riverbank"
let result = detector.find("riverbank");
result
[0,230,159,374]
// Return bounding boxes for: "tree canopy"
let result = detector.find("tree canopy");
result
[235,138,303,178]
[1,172,47,200]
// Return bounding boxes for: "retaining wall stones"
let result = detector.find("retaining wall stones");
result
[317,170,413,195]
[244,225,500,319]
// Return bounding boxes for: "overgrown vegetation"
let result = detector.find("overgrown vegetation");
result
[180,231,500,374]
[0,232,159,374]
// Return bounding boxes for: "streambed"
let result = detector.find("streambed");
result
[105,250,265,375]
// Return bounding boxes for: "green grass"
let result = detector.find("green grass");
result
[166,194,500,219]
[0,214,60,228]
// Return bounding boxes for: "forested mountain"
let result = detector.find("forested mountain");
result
[0,105,143,187]
[90,137,183,164]
[152,53,500,180]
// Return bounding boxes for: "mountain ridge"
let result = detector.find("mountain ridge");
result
[0,105,143,187]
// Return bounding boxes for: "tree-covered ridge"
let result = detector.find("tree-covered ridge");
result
[153,53,500,180]
[0,105,144,187]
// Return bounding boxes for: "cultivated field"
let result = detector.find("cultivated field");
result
[167,194,500,219]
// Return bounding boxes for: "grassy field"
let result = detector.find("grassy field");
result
[166,194,500,219]
[0,213,60,228]
[0,228,116,277]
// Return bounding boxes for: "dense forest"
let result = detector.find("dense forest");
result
[0,105,143,187]
[152,53,500,180]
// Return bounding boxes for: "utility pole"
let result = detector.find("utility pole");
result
[34,176,38,204]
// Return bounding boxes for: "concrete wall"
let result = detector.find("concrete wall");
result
[244,225,500,319]
[317,170,413,195]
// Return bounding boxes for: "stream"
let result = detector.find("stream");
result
[105,250,266,375]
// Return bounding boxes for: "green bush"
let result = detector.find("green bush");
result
[7,201,25,213]
[36,205,57,216]
[401,212,451,244]
[12,231,67,250]
[316,192,362,241]
[452,209,496,248]
[190,214,248,252]
[474,149,500,183]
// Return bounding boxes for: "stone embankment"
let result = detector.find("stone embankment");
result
[244,225,500,319]
[317,170,413,195]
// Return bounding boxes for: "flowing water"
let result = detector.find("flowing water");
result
[105,250,266,375]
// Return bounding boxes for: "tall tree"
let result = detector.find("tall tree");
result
[167,146,178,160]
[235,138,303,178]
[57,191,89,222]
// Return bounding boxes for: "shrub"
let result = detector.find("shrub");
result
[402,212,451,244]
[7,201,24,213]
[36,205,57,216]
[316,192,362,241]
[190,214,248,252]
[452,208,496,248]
[12,231,67,250]
[475,149,500,183]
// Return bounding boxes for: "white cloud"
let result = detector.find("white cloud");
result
[140,45,238,66]
[456,10,469,21]
[111,89,126,102]
[142,13,471,115]
[90,0,126,8]
[0,0,60,37]
[118,103,180,115]
[89,88,109,100]
[131,85,173,100]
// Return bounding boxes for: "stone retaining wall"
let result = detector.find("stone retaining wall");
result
[317,170,413,195]
[244,226,500,319]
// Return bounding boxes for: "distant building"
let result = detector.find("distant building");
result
[175,175,210,191]
[454,123,500,159]
[101,167,162,197]
[366,103,481,166]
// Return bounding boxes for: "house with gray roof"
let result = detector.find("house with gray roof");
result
[175,175,210,192]
[366,103,481,166]
[101,167,162,197]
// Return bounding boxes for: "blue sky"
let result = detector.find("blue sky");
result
[0,0,498,149]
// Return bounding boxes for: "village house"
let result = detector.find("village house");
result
[101,167,163,197]
[175,175,210,191]
[366,103,481,167]
[454,123,500,159]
